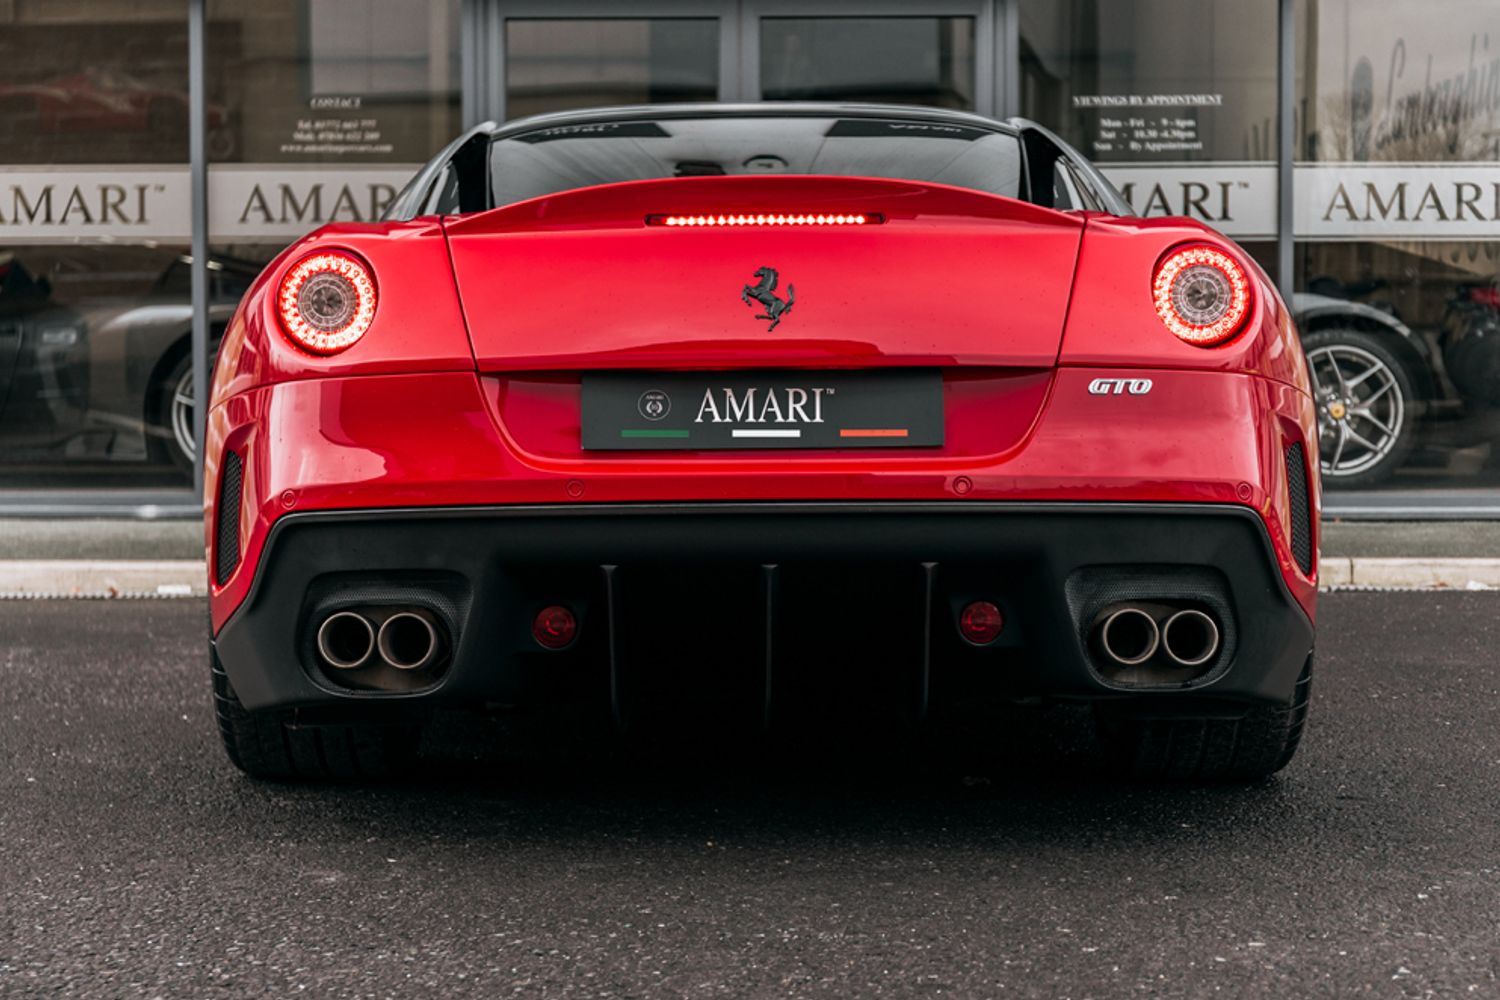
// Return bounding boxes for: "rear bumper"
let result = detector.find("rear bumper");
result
[214,502,1314,718]
[204,367,1320,631]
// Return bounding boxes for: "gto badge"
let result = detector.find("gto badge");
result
[637,390,671,421]
[1088,378,1154,396]
[741,266,795,331]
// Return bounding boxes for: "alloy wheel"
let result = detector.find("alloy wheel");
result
[1306,343,1404,478]
[170,364,196,464]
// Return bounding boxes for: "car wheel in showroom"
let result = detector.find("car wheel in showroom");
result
[1303,329,1418,489]
[148,349,196,477]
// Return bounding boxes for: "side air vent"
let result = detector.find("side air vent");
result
[215,451,243,586]
[1285,442,1314,575]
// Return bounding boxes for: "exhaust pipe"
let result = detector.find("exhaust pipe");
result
[1161,609,1221,667]
[377,609,444,671]
[317,611,376,670]
[1097,607,1160,666]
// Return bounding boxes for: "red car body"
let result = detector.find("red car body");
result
[205,105,1318,782]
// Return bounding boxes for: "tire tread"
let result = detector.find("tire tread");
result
[211,648,419,781]
[1100,654,1314,782]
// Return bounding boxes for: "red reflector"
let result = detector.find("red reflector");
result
[958,601,1004,645]
[647,212,882,227]
[1470,286,1500,308]
[532,606,578,650]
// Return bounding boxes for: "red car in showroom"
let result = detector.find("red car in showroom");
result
[205,104,1318,782]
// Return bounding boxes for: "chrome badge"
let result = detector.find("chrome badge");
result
[1088,378,1154,396]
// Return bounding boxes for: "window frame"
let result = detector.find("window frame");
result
[476,1,738,124]
[739,0,995,116]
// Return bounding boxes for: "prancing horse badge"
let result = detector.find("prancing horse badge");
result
[741,266,795,331]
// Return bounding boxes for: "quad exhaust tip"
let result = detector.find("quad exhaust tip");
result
[1098,607,1160,666]
[1161,609,1221,667]
[316,607,447,673]
[1094,605,1223,671]
[316,611,376,670]
[376,610,443,671]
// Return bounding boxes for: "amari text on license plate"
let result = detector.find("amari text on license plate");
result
[581,370,944,450]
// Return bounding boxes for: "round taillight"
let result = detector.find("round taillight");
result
[958,601,1004,646]
[532,605,578,650]
[276,250,377,355]
[1151,245,1251,347]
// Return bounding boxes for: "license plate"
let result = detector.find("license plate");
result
[581,370,944,450]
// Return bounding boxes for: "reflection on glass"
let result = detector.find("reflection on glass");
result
[0,246,212,486]
[1295,1,1500,490]
[0,20,192,164]
[0,7,197,487]
[1018,1,1278,245]
[204,0,461,344]
[207,0,461,164]
[761,17,976,110]
[1019,0,1277,163]
[505,19,720,120]
[1297,0,1500,164]
[1296,243,1500,490]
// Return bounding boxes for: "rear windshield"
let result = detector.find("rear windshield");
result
[488,116,1024,206]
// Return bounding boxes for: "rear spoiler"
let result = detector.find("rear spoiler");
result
[387,112,1135,224]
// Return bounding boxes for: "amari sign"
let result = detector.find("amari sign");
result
[0,167,189,242]
[1295,165,1500,240]
[6,161,1500,245]
[0,165,418,242]
[1101,164,1277,239]
[1102,162,1500,242]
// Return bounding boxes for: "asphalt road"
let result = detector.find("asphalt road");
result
[3,592,1500,999]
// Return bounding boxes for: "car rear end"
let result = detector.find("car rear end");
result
[204,106,1318,781]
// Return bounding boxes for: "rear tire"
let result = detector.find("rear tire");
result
[1094,654,1313,782]
[211,649,422,781]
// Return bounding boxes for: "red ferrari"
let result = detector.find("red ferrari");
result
[205,104,1318,782]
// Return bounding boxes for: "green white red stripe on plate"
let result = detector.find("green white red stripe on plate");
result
[619,427,913,440]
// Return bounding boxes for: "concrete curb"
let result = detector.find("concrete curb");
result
[0,560,1494,599]
[0,557,1498,598]
[0,561,206,598]
[1323,557,1500,591]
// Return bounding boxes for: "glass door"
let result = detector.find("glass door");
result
[739,1,995,115]
[492,1,738,122]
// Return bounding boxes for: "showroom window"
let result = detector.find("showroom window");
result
[1018,0,1280,278]
[759,16,978,110]
[1295,0,1500,490]
[0,3,196,488]
[504,18,721,120]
